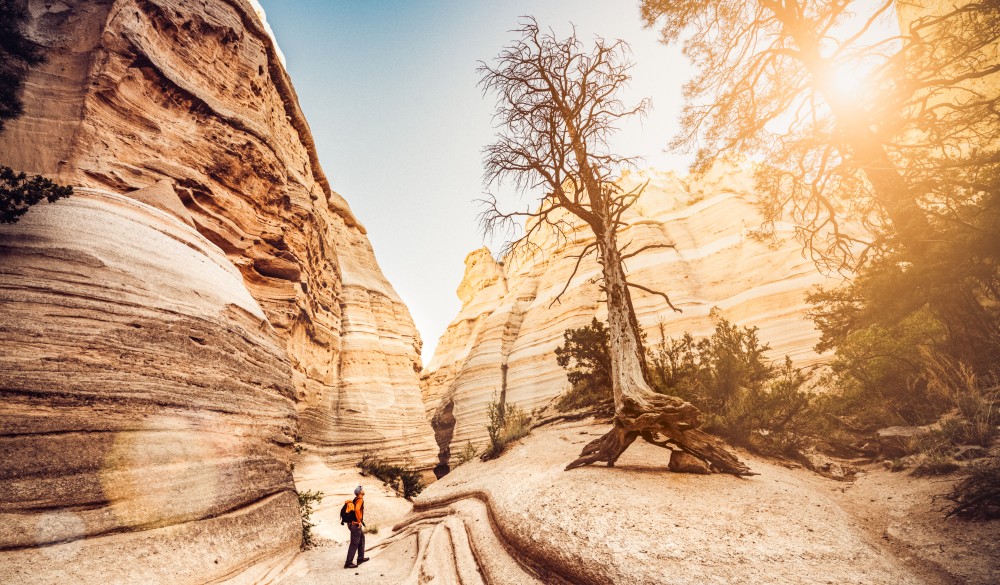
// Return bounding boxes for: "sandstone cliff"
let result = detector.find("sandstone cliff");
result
[1,190,300,583]
[0,0,436,581]
[422,167,840,471]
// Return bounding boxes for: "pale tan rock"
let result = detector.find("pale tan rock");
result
[126,179,195,227]
[0,191,300,584]
[668,450,712,474]
[0,0,436,580]
[1,0,436,464]
[422,168,840,469]
[371,419,996,585]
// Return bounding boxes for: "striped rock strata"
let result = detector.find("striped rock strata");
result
[422,167,840,471]
[0,191,299,583]
[0,0,435,581]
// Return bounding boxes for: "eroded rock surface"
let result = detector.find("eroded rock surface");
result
[0,192,300,583]
[1,0,436,581]
[422,168,840,468]
[326,419,980,585]
[3,0,437,465]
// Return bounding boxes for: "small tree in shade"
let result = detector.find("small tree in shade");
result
[0,166,72,224]
[0,4,72,222]
[479,18,752,475]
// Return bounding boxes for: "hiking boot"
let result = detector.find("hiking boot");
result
[358,557,371,564]
[344,563,358,569]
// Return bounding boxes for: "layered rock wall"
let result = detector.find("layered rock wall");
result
[422,168,840,469]
[1,0,436,580]
[0,191,300,583]
[5,0,437,465]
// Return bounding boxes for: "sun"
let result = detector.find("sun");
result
[828,60,871,101]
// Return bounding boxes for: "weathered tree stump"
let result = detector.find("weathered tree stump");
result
[566,394,755,476]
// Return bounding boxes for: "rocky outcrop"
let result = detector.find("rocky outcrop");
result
[359,420,967,585]
[4,0,437,467]
[422,167,839,468]
[1,0,435,581]
[0,191,300,583]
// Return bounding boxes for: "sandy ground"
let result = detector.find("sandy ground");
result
[275,419,998,585]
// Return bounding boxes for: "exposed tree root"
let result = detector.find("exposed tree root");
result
[565,394,756,476]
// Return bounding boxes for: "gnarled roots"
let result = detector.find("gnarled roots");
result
[565,394,755,476]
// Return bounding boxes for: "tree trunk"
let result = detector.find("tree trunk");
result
[565,227,754,476]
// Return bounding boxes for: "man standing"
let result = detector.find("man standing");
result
[344,485,369,569]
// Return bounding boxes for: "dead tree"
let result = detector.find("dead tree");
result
[478,18,753,475]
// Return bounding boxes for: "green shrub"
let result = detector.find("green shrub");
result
[647,315,810,456]
[297,489,324,549]
[0,166,73,224]
[400,469,424,500]
[482,392,532,460]
[357,453,425,500]
[555,318,611,388]
[453,441,480,467]
[554,319,614,413]
[946,457,1000,519]
[705,358,810,452]
[692,315,775,412]
[646,328,701,402]
[911,451,959,477]
[822,309,949,428]
[555,377,613,415]
[646,312,777,409]
[555,312,811,457]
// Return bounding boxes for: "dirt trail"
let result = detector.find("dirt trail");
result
[277,419,998,584]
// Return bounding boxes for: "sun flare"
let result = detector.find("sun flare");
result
[828,61,871,100]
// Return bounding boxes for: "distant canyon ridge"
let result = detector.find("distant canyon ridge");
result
[420,167,839,474]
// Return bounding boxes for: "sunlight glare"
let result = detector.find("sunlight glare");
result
[829,61,869,101]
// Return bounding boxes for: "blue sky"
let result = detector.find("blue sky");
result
[256,1,692,363]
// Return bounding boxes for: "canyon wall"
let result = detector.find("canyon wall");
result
[0,190,300,583]
[0,0,436,581]
[422,168,841,471]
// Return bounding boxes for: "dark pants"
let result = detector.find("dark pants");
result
[346,523,365,565]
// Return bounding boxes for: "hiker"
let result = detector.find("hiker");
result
[342,485,369,569]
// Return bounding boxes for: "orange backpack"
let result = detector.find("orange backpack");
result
[339,499,357,525]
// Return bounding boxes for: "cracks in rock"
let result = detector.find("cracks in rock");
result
[497,294,534,411]
[430,398,455,479]
[384,492,574,585]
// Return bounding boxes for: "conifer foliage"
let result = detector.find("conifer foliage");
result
[0,5,72,222]
[0,166,72,224]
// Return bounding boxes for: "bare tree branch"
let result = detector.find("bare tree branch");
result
[626,281,682,313]
[480,16,751,475]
